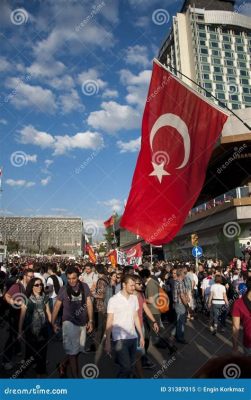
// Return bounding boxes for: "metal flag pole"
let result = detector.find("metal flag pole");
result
[156,59,251,131]
[150,244,153,267]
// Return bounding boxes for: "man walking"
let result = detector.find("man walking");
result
[52,266,94,378]
[105,275,144,378]
[171,268,188,344]
[232,278,251,355]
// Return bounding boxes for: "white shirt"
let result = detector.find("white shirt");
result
[210,283,226,304]
[46,275,63,298]
[201,277,214,296]
[80,272,98,289]
[107,291,139,341]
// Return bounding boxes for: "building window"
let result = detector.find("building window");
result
[200,56,208,62]
[216,83,224,90]
[223,44,231,50]
[243,87,250,94]
[225,51,233,58]
[223,35,231,42]
[227,68,234,75]
[217,93,225,99]
[201,48,208,54]
[238,54,246,60]
[210,34,217,40]
[203,73,210,80]
[232,103,240,110]
[236,45,244,52]
[244,96,251,103]
[238,61,247,68]
[214,75,223,81]
[200,40,206,46]
[240,70,248,76]
[204,82,212,89]
[241,78,249,85]
[235,38,243,44]
[212,50,220,56]
[211,42,219,48]
[225,60,234,66]
[212,58,221,65]
[202,65,210,71]
[230,95,239,101]
[214,66,223,73]
[199,32,206,38]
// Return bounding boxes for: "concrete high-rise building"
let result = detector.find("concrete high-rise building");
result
[158,0,251,110]
[0,216,84,255]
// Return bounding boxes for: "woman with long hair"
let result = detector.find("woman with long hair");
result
[18,278,51,377]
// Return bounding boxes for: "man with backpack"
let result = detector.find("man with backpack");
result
[139,269,176,355]
[46,264,63,312]
[51,266,94,378]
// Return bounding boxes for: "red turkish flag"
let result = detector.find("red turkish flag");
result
[120,59,229,245]
[85,243,96,264]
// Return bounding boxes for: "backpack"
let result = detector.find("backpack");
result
[47,274,60,295]
[156,286,170,313]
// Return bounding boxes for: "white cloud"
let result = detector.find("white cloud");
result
[27,60,66,78]
[0,119,8,125]
[6,78,57,113]
[120,69,152,109]
[117,137,141,153]
[6,179,35,188]
[0,57,11,72]
[99,198,122,213]
[102,89,118,98]
[19,125,55,148]
[59,89,84,113]
[45,160,53,168]
[78,68,107,91]
[134,16,149,27]
[41,176,51,186]
[50,75,75,90]
[125,45,150,68]
[18,125,104,156]
[51,208,68,212]
[87,101,141,134]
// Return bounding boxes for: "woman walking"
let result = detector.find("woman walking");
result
[18,278,51,377]
[208,275,228,334]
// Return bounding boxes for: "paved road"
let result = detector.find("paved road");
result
[0,312,239,379]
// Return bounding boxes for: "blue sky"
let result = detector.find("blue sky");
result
[0,0,248,241]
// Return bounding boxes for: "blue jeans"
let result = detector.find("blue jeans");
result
[171,303,187,341]
[113,338,137,378]
[211,303,224,327]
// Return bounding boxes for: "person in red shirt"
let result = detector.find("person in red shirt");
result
[232,278,251,355]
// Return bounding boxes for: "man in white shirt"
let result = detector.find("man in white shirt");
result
[105,275,144,378]
[79,263,98,293]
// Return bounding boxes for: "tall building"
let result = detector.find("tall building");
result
[158,0,251,110]
[0,216,84,255]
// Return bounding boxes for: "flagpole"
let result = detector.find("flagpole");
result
[150,244,153,267]
[155,58,251,131]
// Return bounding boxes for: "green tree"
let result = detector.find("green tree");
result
[46,246,62,255]
[7,240,20,253]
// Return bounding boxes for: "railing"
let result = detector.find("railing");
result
[188,186,249,218]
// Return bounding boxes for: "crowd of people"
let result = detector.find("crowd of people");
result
[0,253,250,378]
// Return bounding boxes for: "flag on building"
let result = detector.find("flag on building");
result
[120,59,229,245]
[85,243,96,264]
[104,215,115,229]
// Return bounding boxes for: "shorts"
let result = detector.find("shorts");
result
[62,321,86,355]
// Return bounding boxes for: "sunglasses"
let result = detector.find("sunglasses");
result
[135,282,143,285]
[33,283,43,287]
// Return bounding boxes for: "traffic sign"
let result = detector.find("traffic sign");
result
[192,246,203,258]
